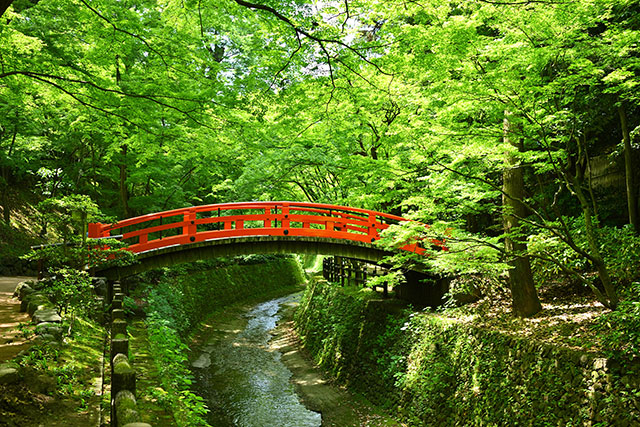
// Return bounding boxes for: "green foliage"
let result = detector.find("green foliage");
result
[21,194,136,271]
[1,0,639,316]
[16,316,106,409]
[22,237,136,271]
[122,295,138,316]
[16,321,34,339]
[37,195,103,242]
[18,343,59,368]
[594,282,640,359]
[42,268,95,317]
[145,306,209,427]
[530,221,640,286]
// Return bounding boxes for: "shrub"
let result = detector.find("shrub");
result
[594,282,640,359]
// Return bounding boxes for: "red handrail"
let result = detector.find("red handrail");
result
[88,201,446,255]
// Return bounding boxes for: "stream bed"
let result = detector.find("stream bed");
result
[190,293,322,427]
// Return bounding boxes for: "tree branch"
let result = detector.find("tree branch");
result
[77,0,169,68]
[1,71,219,130]
[233,0,393,78]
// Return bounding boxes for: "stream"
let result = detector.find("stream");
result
[190,293,322,427]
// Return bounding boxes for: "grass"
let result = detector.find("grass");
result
[2,315,107,426]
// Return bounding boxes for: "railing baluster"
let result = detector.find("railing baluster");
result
[264,207,271,228]
[281,204,290,230]
[368,213,378,242]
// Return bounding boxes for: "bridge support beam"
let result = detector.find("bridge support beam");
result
[97,236,410,280]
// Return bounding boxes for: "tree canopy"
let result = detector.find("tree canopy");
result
[1,0,639,315]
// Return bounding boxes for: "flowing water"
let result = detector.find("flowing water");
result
[191,293,322,427]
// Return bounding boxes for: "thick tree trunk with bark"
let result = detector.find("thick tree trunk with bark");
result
[502,113,542,317]
[618,104,638,233]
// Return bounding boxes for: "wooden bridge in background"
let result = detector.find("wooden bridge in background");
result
[88,201,446,280]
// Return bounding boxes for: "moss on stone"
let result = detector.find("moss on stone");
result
[295,278,640,426]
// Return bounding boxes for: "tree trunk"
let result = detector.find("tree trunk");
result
[569,167,619,310]
[502,112,542,317]
[1,182,9,225]
[618,103,639,233]
[0,126,17,225]
[0,0,13,17]
[119,144,131,218]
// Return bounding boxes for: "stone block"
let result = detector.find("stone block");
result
[0,365,20,385]
[15,281,34,298]
[92,276,108,298]
[35,322,64,340]
[115,390,140,426]
[111,337,129,361]
[26,294,51,316]
[112,353,136,396]
[112,319,127,336]
[112,299,123,310]
[33,308,62,324]
[112,309,125,321]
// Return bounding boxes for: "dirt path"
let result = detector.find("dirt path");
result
[0,276,34,363]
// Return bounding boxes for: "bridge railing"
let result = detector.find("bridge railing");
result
[88,201,446,255]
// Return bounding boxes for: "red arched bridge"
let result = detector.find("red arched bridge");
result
[88,201,445,279]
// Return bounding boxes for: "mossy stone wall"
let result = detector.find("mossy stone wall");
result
[147,256,305,337]
[295,278,640,426]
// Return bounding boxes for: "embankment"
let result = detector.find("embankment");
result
[295,278,640,426]
[140,255,305,426]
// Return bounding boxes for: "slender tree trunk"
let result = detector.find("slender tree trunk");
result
[1,126,17,225]
[618,103,639,233]
[1,182,9,225]
[502,112,542,317]
[119,144,131,218]
[568,166,619,310]
[1,163,9,224]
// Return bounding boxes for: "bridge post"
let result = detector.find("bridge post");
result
[355,262,363,287]
[344,259,350,286]
[368,213,378,242]
[329,257,336,283]
[332,256,337,284]
[264,207,272,228]
[184,208,196,241]
[363,266,368,287]
[107,280,115,305]
[281,203,290,230]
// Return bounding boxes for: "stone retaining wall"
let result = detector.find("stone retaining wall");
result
[295,278,640,426]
